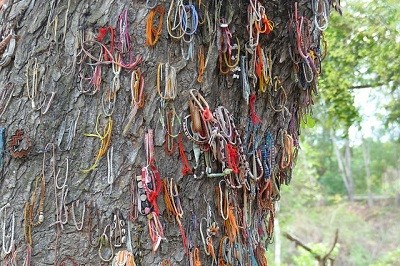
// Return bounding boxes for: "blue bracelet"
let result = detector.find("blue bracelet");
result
[181,4,199,36]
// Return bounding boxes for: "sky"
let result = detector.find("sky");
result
[349,87,388,145]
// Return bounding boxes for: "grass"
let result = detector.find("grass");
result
[268,201,400,265]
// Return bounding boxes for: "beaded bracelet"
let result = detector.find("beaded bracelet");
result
[7,129,32,158]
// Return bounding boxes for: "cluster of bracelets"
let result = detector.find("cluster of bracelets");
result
[0,0,336,265]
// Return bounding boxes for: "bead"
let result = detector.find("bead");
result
[38,213,44,223]
[202,108,214,122]
[140,194,147,201]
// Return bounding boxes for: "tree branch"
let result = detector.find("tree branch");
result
[349,83,385,89]
[284,232,322,260]
[285,230,339,265]
[322,229,339,261]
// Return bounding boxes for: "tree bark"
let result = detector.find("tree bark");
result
[0,0,327,265]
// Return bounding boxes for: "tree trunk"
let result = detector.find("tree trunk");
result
[361,138,373,207]
[331,130,355,201]
[0,0,328,265]
[343,138,355,202]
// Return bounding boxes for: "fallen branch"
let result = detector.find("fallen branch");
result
[322,229,339,263]
[284,229,339,266]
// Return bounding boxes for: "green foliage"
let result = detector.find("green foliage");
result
[297,125,400,197]
[301,114,316,129]
[319,11,361,129]
[345,0,400,88]
[291,248,318,266]
[274,202,400,265]
[381,89,400,139]
[274,4,400,264]
[351,138,400,194]
[347,245,371,266]
[319,0,400,129]
[280,138,326,212]
[372,248,400,266]
[271,132,400,265]
[295,127,346,197]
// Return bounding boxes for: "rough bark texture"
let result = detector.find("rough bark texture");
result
[0,0,326,265]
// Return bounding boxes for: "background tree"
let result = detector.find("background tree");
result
[303,0,400,203]
[318,0,400,129]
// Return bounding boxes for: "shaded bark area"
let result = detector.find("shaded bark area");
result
[0,0,326,265]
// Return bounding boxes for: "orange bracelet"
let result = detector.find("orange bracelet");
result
[146,5,165,46]
[193,247,202,266]
[162,178,176,221]
[177,133,192,176]
[224,205,239,243]
[197,46,205,83]
[161,259,173,266]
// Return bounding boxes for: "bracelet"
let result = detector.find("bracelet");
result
[82,115,113,173]
[189,89,214,122]
[177,133,193,176]
[96,26,115,61]
[122,69,144,137]
[137,174,151,215]
[224,203,239,243]
[112,250,136,266]
[146,5,165,47]
[71,200,85,231]
[167,0,186,40]
[58,256,79,266]
[8,129,32,158]
[98,224,114,262]
[181,4,199,36]
[57,110,80,151]
[182,115,208,145]
[157,62,177,100]
[111,209,126,247]
[214,106,233,142]
[0,83,14,119]
[117,9,131,53]
[222,37,240,69]
[197,46,205,83]
[0,29,16,67]
[218,236,232,266]
[162,103,180,155]
[129,176,139,222]
[147,212,165,252]
[55,157,69,190]
[216,180,229,221]
[1,203,15,255]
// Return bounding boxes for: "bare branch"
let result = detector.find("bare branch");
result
[349,83,385,89]
[285,230,339,266]
[284,232,322,260]
[322,229,339,261]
